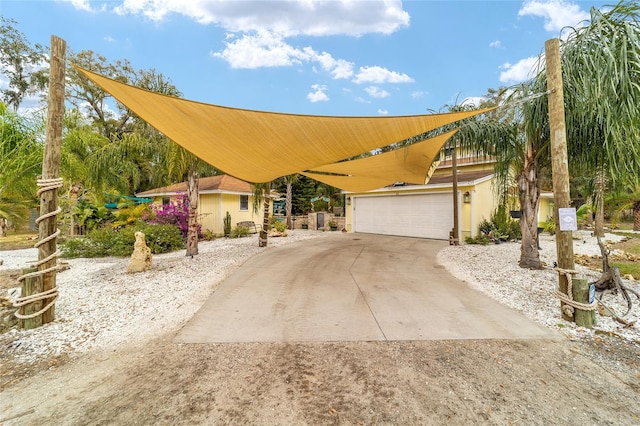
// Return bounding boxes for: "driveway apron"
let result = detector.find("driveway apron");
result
[174,234,558,343]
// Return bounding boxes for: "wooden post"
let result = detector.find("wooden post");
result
[451,142,459,245]
[545,38,575,321]
[573,278,596,328]
[19,268,43,330]
[39,36,66,324]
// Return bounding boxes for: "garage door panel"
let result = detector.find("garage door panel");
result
[353,193,452,239]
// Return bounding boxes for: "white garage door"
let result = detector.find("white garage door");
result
[353,193,453,240]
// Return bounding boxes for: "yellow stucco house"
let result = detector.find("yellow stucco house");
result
[137,175,268,236]
[344,147,555,242]
[344,150,497,242]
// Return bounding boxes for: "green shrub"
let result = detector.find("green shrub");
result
[229,225,251,238]
[142,223,185,254]
[477,207,521,241]
[465,234,491,245]
[61,223,185,258]
[478,219,494,236]
[543,217,556,235]
[201,229,217,241]
[273,220,287,232]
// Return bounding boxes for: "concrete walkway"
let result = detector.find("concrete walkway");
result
[175,234,558,343]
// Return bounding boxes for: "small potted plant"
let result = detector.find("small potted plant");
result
[328,219,338,231]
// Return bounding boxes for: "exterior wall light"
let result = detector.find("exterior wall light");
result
[463,191,470,203]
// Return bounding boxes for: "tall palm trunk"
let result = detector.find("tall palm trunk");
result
[68,183,82,236]
[259,192,270,247]
[186,165,199,256]
[286,181,293,230]
[633,201,640,231]
[518,141,542,269]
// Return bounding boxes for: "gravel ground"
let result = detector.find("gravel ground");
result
[1,229,639,425]
[437,230,639,344]
[0,231,330,365]
[1,228,637,369]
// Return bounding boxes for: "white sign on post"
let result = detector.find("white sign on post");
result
[558,207,577,231]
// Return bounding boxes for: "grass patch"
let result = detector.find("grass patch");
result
[0,231,38,251]
[611,261,640,280]
[612,237,640,256]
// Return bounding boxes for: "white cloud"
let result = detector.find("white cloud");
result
[377,109,388,115]
[113,0,409,36]
[353,66,413,84]
[489,40,501,48]
[519,0,590,32]
[312,50,354,80]
[212,31,358,80]
[104,36,116,43]
[365,86,390,99]
[307,84,329,103]
[411,90,427,99]
[62,0,104,12]
[212,31,311,68]
[499,56,540,83]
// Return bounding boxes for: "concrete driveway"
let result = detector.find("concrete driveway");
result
[175,233,557,343]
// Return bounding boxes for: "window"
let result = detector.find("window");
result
[240,195,249,211]
[162,196,170,205]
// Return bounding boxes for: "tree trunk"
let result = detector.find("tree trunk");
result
[68,183,81,236]
[518,141,542,269]
[186,166,199,256]
[259,192,270,247]
[633,201,640,232]
[0,218,6,237]
[286,182,293,230]
[593,167,606,237]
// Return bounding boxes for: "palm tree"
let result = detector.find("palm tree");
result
[605,178,640,231]
[252,182,272,247]
[283,174,298,230]
[156,141,217,256]
[561,1,640,236]
[457,1,640,268]
[61,110,110,235]
[0,102,42,235]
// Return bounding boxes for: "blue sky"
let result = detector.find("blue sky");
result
[2,0,609,117]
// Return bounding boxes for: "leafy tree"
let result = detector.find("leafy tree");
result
[60,109,111,234]
[605,178,640,231]
[290,174,320,214]
[0,17,47,111]
[66,50,138,140]
[0,102,42,235]
[561,1,640,236]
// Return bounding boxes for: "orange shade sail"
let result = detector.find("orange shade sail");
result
[303,129,457,191]
[76,66,487,183]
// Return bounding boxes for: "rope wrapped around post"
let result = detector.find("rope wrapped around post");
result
[12,177,66,320]
[548,267,598,318]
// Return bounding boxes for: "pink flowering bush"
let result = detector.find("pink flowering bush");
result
[149,194,201,239]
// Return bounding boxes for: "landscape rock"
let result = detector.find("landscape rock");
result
[126,231,152,274]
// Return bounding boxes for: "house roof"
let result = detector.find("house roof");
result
[137,174,252,197]
[427,170,494,186]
